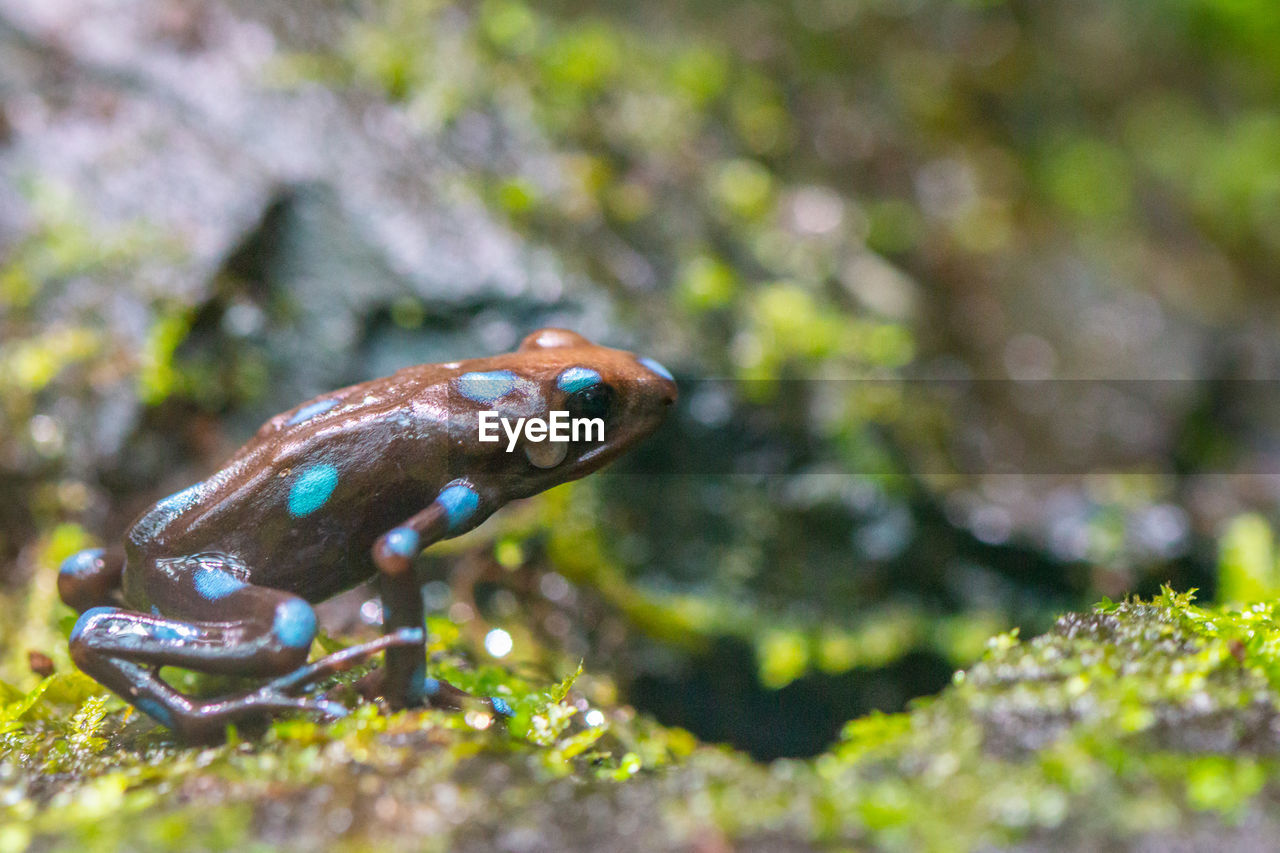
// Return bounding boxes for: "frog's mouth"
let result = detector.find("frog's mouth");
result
[552,382,676,475]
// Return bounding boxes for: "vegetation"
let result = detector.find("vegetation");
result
[4,0,1280,847]
[7,585,1280,850]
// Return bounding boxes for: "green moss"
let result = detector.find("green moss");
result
[1218,513,1280,603]
[137,308,196,405]
[6,589,1280,850]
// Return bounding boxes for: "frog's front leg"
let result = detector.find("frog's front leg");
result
[68,557,420,742]
[371,480,513,717]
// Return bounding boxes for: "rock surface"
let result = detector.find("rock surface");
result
[4,591,1280,851]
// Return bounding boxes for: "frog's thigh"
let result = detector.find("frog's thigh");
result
[73,563,319,678]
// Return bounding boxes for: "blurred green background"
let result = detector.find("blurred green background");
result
[3,0,1280,761]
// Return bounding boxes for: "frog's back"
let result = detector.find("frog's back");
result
[226,363,459,464]
[125,366,460,601]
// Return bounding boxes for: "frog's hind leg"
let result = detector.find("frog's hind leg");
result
[70,608,421,742]
[68,564,420,742]
[57,547,126,612]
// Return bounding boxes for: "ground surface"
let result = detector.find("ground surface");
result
[4,589,1280,852]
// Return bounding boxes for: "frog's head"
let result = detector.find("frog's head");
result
[453,328,677,493]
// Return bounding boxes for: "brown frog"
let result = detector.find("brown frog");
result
[58,328,676,741]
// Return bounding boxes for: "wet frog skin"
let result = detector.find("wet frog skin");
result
[58,328,676,742]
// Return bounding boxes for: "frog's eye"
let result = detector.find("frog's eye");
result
[566,382,615,423]
[557,367,615,425]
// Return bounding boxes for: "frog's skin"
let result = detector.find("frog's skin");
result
[58,328,676,742]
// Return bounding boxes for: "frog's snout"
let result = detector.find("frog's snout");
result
[638,357,678,407]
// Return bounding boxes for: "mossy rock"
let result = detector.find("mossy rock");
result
[5,589,1280,851]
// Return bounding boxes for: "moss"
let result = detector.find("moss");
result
[5,588,1280,850]
[806,588,1280,849]
[1218,514,1280,603]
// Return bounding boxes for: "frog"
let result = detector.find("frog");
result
[57,328,677,742]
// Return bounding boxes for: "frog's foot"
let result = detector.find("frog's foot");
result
[262,628,425,695]
[423,679,515,720]
[91,659,348,744]
[79,635,426,744]
[168,688,352,742]
[68,602,422,742]
[350,667,515,719]
[197,686,350,725]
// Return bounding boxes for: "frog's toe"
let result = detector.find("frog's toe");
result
[389,626,425,645]
[237,689,350,720]
[303,698,350,719]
